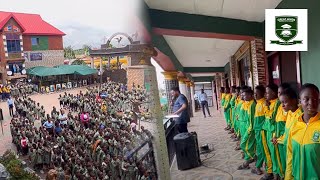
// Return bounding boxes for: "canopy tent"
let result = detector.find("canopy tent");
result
[27,65,97,77]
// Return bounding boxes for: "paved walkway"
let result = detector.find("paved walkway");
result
[170,107,261,180]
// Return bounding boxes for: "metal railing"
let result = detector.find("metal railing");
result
[125,139,157,178]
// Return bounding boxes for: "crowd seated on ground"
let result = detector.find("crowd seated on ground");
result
[10,81,156,180]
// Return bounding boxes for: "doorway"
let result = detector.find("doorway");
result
[267,51,301,92]
[238,53,251,87]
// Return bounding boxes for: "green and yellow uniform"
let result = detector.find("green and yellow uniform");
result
[239,99,256,161]
[229,95,237,128]
[254,98,267,169]
[278,107,303,147]
[223,93,232,126]
[278,107,303,177]
[261,99,280,174]
[233,98,243,136]
[285,112,320,180]
[274,106,288,177]
[221,93,226,109]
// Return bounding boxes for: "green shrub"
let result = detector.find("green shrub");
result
[0,150,39,180]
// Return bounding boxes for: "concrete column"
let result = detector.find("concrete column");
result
[161,71,178,113]
[90,57,94,69]
[178,77,187,97]
[190,82,196,116]
[126,45,171,180]
[215,75,222,109]
[99,57,103,72]
[250,38,267,87]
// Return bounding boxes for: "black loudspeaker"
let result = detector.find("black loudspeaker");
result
[0,109,3,121]
[173,132,201,170]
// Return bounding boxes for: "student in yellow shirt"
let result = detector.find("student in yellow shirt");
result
[220,87,226,109]
[251,85,266,175]
[238,87,256,170]
[285,83,320,180]
[233,87,245,147]
[231,87,241,140]
[261,84,280,180]
[272,87,300,179]
[229,86,237,135]
[223,87,232,131]
[271,83,291,178]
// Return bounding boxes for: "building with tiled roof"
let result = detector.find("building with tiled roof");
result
[0,11,65,83]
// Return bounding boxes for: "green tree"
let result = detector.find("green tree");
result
[71,59,86,65]
[64,46,76,59]
[82,44,92,55]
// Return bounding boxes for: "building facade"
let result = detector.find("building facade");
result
[0,11,65,84]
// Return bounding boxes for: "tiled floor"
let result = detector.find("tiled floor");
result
[170,107,262,180]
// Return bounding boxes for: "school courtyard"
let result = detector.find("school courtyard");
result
[170,107,261,180]
[0,87,156,155]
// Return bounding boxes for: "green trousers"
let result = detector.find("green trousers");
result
[265,131,277,174]
[224,108,231,126]
[261,130,273,173]
[274,144,286,177]
[254,130,264,168]
[240,122,256,161]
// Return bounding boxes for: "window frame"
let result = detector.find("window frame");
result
[31,37,40,46]
[6,39,22,53]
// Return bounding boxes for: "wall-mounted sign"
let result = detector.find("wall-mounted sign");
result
[272,65,280,79]
[30,53,43,61]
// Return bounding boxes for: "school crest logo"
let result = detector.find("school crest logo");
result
[271,16,302,45]
[312,131,320,142]
[265,9,308,51]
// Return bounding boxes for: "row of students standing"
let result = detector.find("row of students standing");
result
[220,83,320,180]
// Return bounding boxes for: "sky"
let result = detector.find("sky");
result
[0,0,141,49]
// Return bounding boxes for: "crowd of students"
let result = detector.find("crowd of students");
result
[221,83,320,180]
[10,81,156,180]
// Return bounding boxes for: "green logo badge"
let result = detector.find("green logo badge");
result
[312,131,320,142]
[271,16,303,45]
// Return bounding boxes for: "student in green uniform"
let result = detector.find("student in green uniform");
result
[261,84,281,180]
[272,83,291,179]
[229,86,237,134]
[220,87,226,110]
[231,87,241,139]
[238,87,256,169]
[272,87,299,179]
[285,83,320,180]
[223,87,232,131]
[234,86,247,150]
[251,85,266,175]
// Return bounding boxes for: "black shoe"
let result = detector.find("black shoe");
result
[260,173,274,180]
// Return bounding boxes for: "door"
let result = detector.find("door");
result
[268,52,281,85]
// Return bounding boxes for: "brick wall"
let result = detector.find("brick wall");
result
[23,35,63,51]
[48,36,63,50]
[230,56,237,86]
[251,38,267,86]
[23,36,32,51]
[127,67,145,91]
[24,50,64,68]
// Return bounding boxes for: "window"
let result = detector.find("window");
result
[7,25,12,31]
[31,37,40,46]
[6,40,21,53]
[6,33,21,53]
